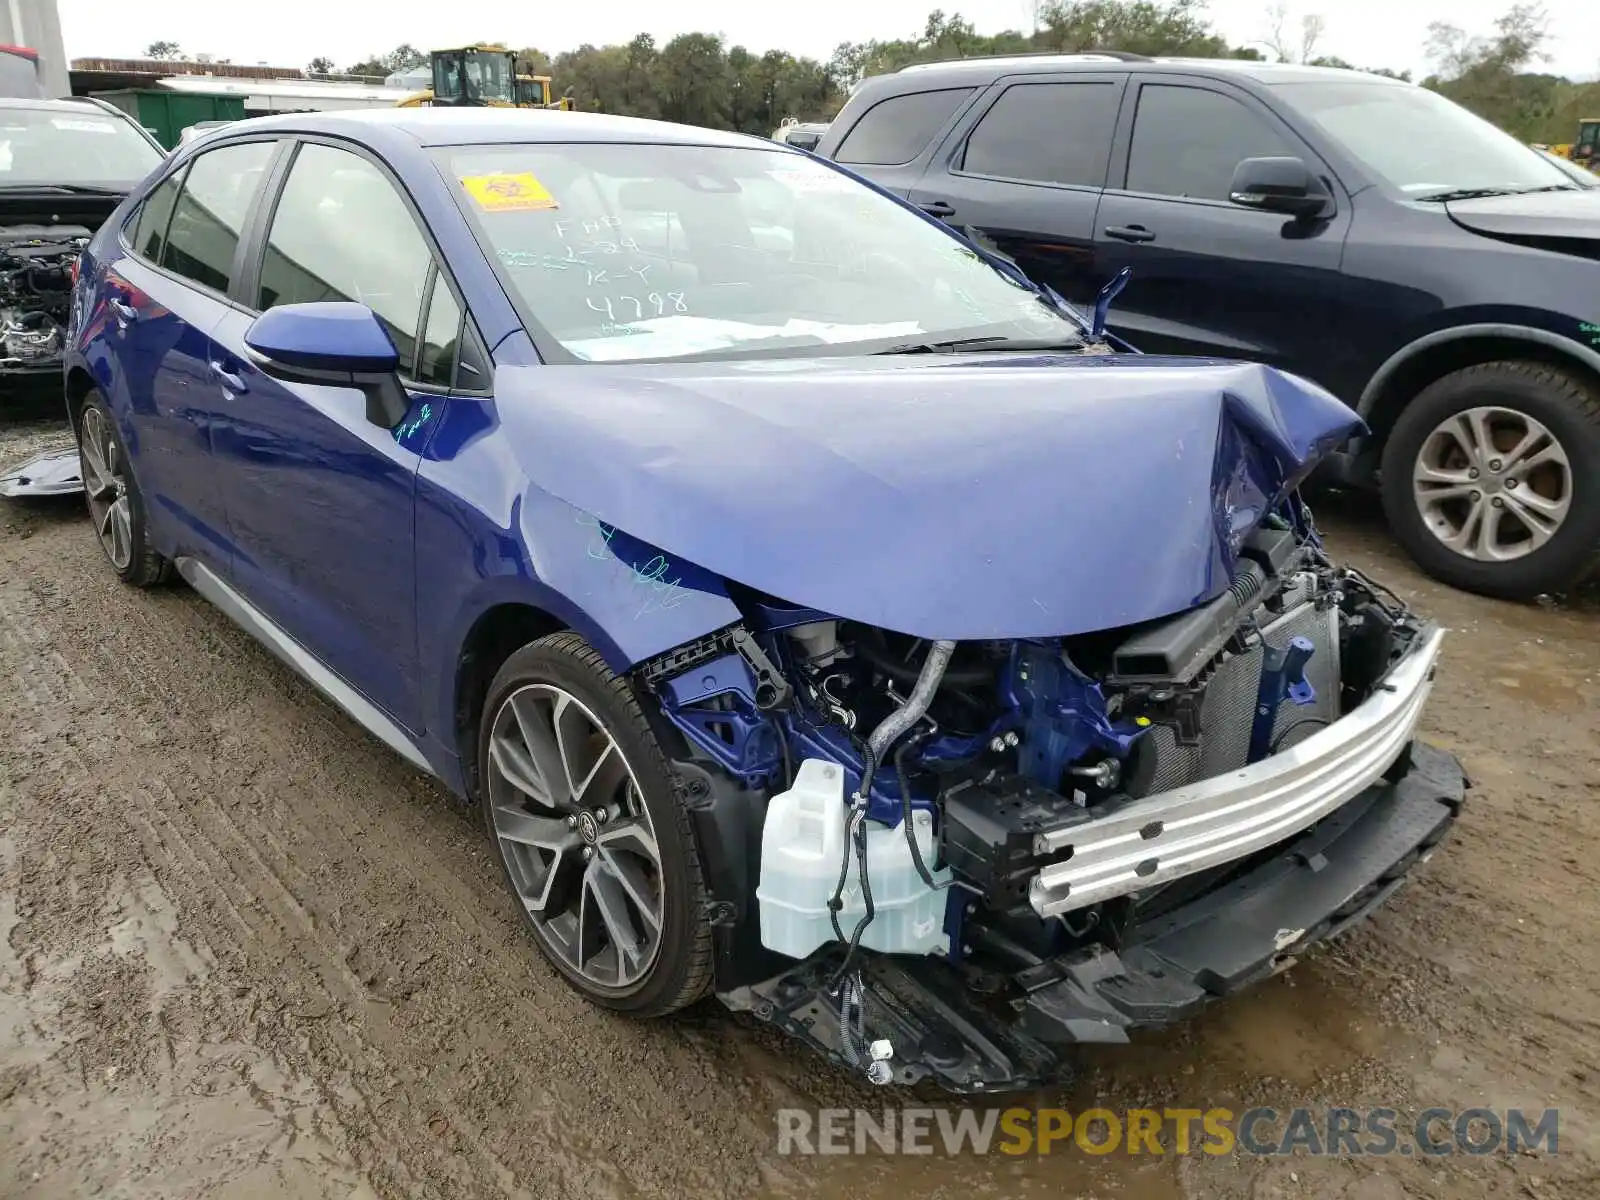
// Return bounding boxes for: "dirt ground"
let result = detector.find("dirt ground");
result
[1,402,1596,1200]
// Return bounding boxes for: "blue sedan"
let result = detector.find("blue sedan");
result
[67,108,1463,1091]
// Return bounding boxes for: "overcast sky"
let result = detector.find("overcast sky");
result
[57,0,1600,82]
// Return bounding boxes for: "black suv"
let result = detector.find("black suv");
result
[817,54,1600,599]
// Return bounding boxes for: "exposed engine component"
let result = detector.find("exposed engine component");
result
[0,224,90,370]
[642,531,1449,1091]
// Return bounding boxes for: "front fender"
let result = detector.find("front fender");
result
[414,395,743,781]
[1359,316,1600,420]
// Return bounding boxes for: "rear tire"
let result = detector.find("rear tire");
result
[1380,362,1600,598]
[477,631,714,1016]
[76,390,170,588]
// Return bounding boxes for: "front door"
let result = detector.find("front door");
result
[1092,77,1353,381]
[208,140,449,732]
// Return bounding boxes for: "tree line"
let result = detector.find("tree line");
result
[148,1,1599,145]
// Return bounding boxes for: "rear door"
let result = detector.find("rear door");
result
[829,85,982,199]
[1092,75,1352,378]
[904,73,1127,307]
[98,139,280,566]
[206,138,473,733]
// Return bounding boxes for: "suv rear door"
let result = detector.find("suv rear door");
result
[902,72,1127,308]
[1093,74,1353,379]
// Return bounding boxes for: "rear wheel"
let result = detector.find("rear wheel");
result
[477,632,714,1015]
[76,391,170,588]
[1381,362,1600,598]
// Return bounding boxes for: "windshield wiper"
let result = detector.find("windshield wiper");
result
[1418,184,1577,202]
[0,183,125,195]
[873,334,1084,356]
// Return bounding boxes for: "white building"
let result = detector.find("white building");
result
[155,73,415,116]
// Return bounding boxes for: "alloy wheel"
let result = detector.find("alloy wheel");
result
[485,683,665,992]
[79,406,133,572]
[1411,405,1572,562]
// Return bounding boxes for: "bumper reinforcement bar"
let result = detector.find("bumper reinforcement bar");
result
[1029,625,1445,918]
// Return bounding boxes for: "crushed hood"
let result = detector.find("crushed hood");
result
[1445,188,1600,243]
[497,354,1363,639]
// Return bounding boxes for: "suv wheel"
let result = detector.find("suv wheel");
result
[77,391,171,588]
[1381,362,1600,598]
[477,632,714,1016]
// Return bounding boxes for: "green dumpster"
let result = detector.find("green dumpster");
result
[89,89,246,150]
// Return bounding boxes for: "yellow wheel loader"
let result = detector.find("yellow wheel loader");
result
[396,45,518,108]
[514,74,574,111]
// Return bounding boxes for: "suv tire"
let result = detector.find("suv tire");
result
[1381,361,1600,598]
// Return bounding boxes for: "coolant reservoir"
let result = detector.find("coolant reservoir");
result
[757,758,951,960]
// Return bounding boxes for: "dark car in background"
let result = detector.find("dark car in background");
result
[817,54,1600,599]
[0,96,164,388]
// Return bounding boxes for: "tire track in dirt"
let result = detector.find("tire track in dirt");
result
[0,505,861,1198]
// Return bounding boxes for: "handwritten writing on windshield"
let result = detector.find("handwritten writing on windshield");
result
[576,512,688,618]
[497,213,692,336]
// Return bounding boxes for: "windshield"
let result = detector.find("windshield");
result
[437,142,1082,363]
[0,107,161,187]
[1280,81,1577,198]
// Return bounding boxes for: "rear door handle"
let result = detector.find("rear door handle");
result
[107,298,138,325]
[209,360,247,394]
[1104,224,1156,244]
[917,199,956,218]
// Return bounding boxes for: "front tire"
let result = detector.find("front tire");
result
[477,632,714,1016]
[1380,362,1600,598]
[76,390,170,588]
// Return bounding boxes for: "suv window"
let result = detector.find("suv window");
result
[963,82,1119,187]
[834,88,974,166]
[1125,84,1291,201]
[258,143,433,376]
[162,141,277,292]
[129,172,183,264]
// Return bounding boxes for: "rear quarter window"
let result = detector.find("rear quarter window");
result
[834,87,975,167]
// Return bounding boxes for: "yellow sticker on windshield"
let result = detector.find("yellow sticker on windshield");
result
[459,172,558,212]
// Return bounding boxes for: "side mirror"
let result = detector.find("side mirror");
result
[244,302,411,429]
[1228,156,1332,219]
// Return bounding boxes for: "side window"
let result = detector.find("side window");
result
[129,171,183,264]
[1125,84,1292,201]
[962,82,1120,187]
[416,273,462,387]
[834,88,975,167]
[161,141,277,292]
[258,143,432,377]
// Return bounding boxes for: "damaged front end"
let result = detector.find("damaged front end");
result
[558,362,1467,1093]
[638,544,1461,1092]
[0,221,89,375]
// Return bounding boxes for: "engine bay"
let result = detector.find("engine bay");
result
[0,223,90,371]
[634,510,1437,1086]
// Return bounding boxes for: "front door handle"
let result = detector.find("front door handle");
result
[918,199,956,218]
[107,298,138,326]
[209,360,247,394]
[1104,224,1156,244]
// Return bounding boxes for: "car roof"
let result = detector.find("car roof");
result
[866,54,1412,89]
[0,95,142,112]
[218,106,780,150]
